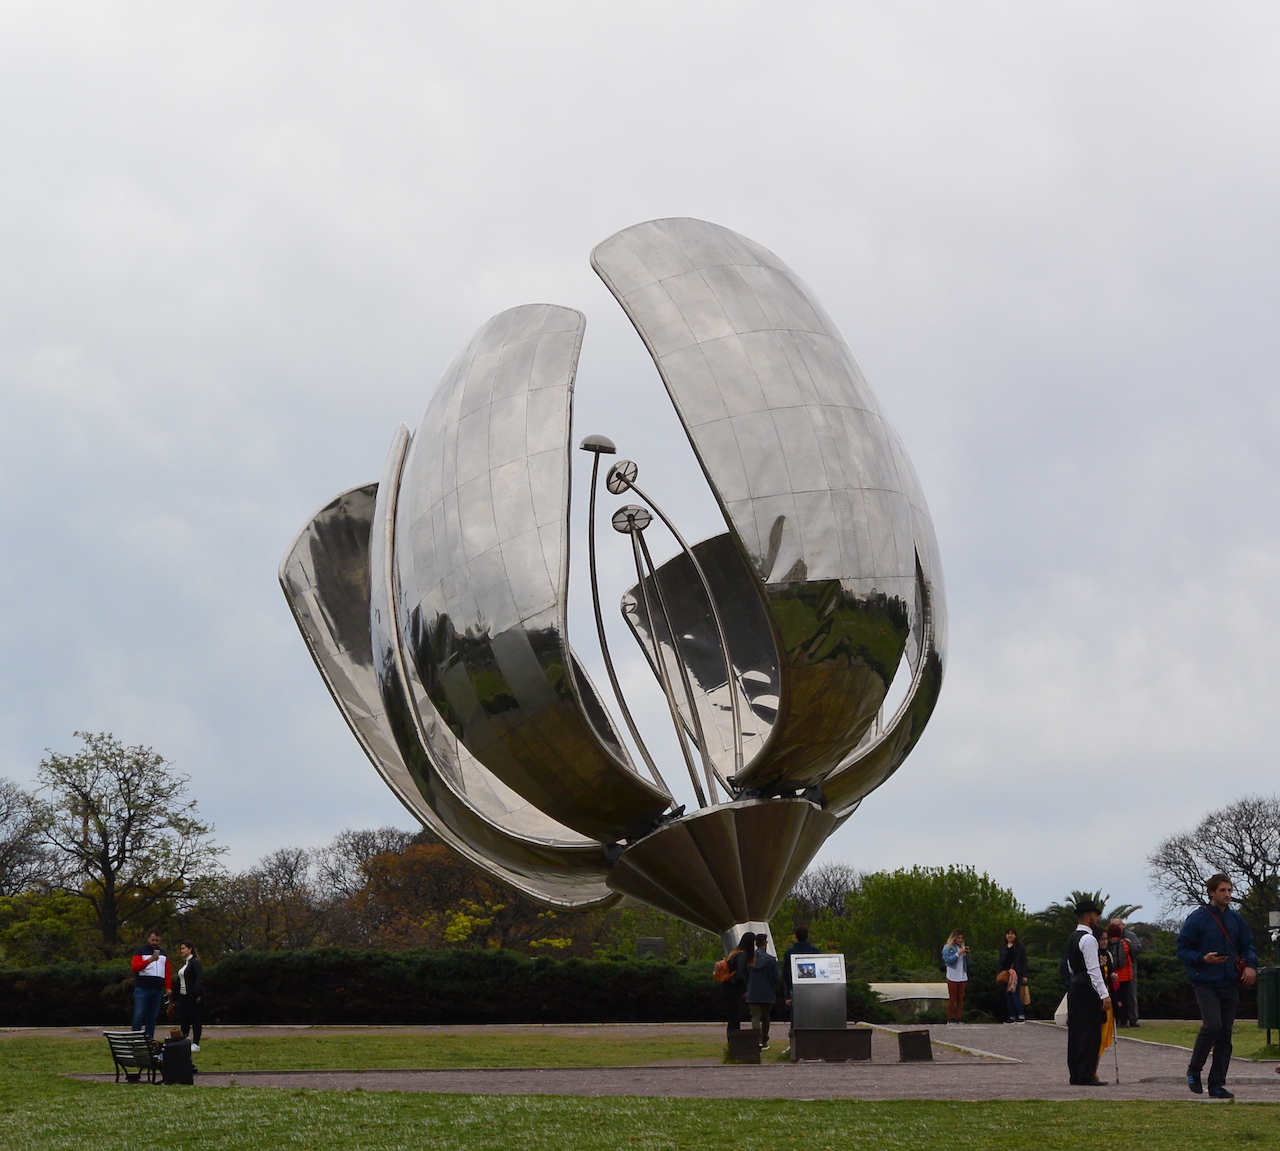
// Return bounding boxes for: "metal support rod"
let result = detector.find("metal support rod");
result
[636,530,720,806]
[585,452,668,792]
[631,531,707,809]
[621,478,745,778]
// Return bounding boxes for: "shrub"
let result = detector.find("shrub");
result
[0,948,891,1026]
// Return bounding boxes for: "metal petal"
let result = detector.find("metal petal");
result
[593,219,943,795]
[280,474,619,909]
[393,304,671,842]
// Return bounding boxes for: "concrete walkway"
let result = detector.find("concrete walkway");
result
[70,1022,1280,1102]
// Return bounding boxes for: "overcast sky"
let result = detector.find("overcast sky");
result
[2,2,1277,919]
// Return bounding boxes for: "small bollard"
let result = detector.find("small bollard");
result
[897,1029,933,1062]
[727,1031,761,1063]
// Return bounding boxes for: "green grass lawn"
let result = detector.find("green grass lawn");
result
[1127,1021,1280,1061]
[0,1031,1277,1150]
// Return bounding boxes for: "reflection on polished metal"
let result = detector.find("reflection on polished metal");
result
[280,218,946,938]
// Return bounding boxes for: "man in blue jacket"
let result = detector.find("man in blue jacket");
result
[1176,873,1258,1100]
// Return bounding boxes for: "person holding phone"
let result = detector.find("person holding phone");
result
[942,930,970,1024]
[1176,874,1258,1099]
[129,930,171,1040]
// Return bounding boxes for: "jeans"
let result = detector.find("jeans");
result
[1005,987,1023,1021]
[1123,976,1139,1024]
[131,986,163,1039]
[748,1002,772,1044]
[1190,983,1240,1090]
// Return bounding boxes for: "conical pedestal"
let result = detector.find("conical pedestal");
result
[605,798,836,937]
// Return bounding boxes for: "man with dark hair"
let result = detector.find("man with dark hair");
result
[1064,900,1111,1086]
[782,925,821,1011]
[130,930,171,1040]
[1177,873,1258,1100]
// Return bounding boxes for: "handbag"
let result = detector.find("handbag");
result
[995,969,1009,986]
[1020,983,1031,1006]
[1205,906,1248,978]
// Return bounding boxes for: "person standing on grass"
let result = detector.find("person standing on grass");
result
[999,928,1029,1023]
[176,941,205,1052]
[130,930,171,1040]
[744,933,780,1050]
[1176,873,1258,1100]
[1064,900,1111,1086]
[942,930,969,1024]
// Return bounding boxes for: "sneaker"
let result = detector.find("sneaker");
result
[191,1044,200,1052]
[1208,1087,1234,1101]
[1016,1018,1026,1024]
[760,1041,770,1050]
[1187,1069,1203,1094]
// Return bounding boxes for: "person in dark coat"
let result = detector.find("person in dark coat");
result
[999,928,1029,1023]
[723,931,755,1033]
[175,940,205,1051]
[1176,873,1258,1099]
[744,933,781,1050]
[782,925,821,1016]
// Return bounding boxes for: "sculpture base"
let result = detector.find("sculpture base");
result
[606,797,836,936]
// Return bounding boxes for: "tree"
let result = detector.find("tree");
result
[33,732,224,950]
[313,826,417,904]
[843,866,1027,972]
[0,779,51,896]
[1022,890,1143,958]
[199,847,331,952]
[1146,795,1280,929]
[788,862,861,921]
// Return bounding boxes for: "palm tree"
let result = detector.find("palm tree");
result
[1022,890,1143,958]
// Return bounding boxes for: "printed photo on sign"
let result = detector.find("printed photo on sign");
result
[790,954,845,983]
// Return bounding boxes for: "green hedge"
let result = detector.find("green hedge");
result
[0,949,889,1027]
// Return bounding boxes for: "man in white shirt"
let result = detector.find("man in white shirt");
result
[1064,900,1112,1086]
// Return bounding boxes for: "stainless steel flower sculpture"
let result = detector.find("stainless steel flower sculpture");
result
[280,219,946,950]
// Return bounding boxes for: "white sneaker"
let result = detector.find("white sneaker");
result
[191,1044,200,1052]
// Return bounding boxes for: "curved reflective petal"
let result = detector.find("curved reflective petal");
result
[592,218,938,795]
[280,477,619,909]
[621,532,779,777]
[393,304,671,842]
[822,552,945,818]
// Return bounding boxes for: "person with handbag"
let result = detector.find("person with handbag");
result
[1176,873,1258,1100]
[999,928,1029,1023]
[175,940,206,1052]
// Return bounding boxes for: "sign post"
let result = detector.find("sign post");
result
[790,953,847,1031]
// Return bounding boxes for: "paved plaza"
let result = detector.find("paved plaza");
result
[69,1021,1280,1102]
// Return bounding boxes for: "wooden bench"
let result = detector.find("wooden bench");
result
[103,1030,162,1083]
